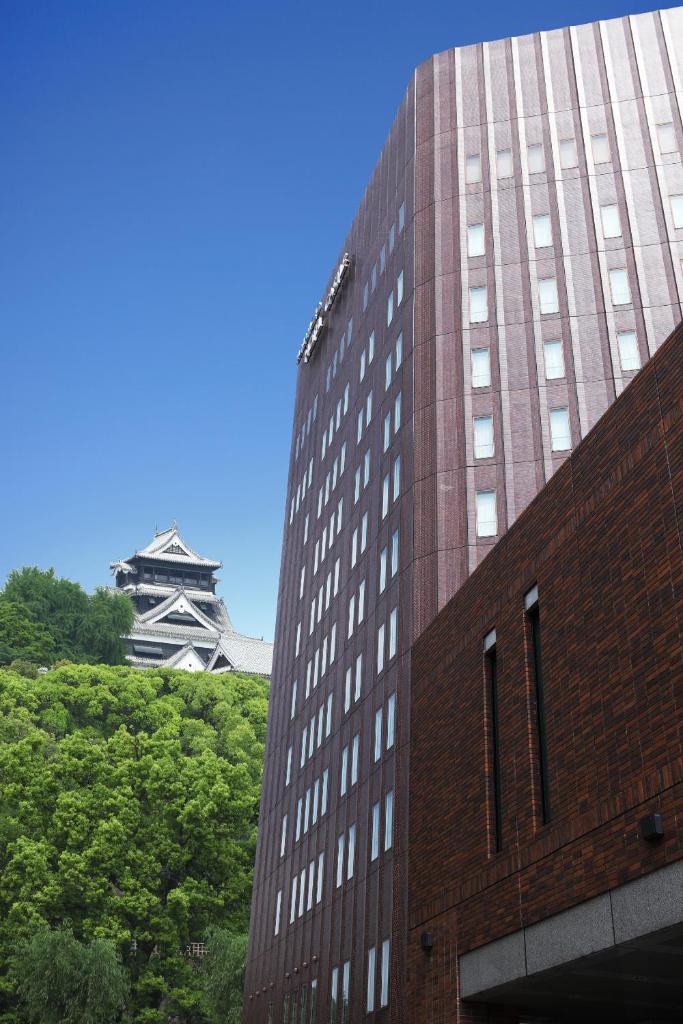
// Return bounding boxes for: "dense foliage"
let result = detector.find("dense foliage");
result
[0,567,134,667]
[0,662,269,1023]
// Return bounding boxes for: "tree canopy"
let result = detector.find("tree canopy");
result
[0,662,269,1023]
[0,567,134,667]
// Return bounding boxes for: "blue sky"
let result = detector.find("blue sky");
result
[1,0,665,639]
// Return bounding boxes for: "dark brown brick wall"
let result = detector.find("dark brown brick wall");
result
[408,319,683,1024]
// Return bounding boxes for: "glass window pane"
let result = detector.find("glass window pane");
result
[496,148,513,177]
[671,194,683,229]
[600,204,621,238]
[473,415,494,458]
[476,490,497,538]
[591,132,610,164]
[549,407,571,451]
[527,143,545,173]
[471,348,491,388]
[538,278,559,315]
[559,138,577,168]
[617,330,640,372]
[532,213,552,247]
[609,268,631,305]
[466,153,481,183]
[469,285,488,323]
[467,222,485,257]
[543,339,565,380]
[657,121,677,154]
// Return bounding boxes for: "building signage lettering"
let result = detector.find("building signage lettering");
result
[297,253,353,364]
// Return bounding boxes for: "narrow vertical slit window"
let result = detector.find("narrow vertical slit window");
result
[484,628,502,853]
[526,585,550,824]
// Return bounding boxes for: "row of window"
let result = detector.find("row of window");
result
[472,406,571,459]
[361,202,406,312]
[325,319,354,396]
[463,122,678,187]
[322,384,351,460]
[294,393,319,463]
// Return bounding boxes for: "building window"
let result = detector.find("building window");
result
[286,745,292,786]
[394,392,401,433]
[543,339,565,380]
[381,241,387,269]
[384,790,394,851]
[367,946,376,1013]
[399,201,405,231]
[671,194,683,228]
[467,222,485,257]
[387,693,396,748]
[469,285,488,323]
[526,586,550,823]
[476,490,497,538]
[275,889,282,935]
[609,268,631,305]
[496,148,513,178]
[336,833,345,887]
[382,474,389,518]
[393,455,400,501]
[473,415,494,459]
[290,680,297,719]
[371,802,380,861]
[657,121,677,154]
[395,332,403,369]
[559,137,578,168]
[385,353,392,390]
[374,707,383,761]
[600,203,621,238]
[617,330,640,371]
[549,407,571,452]
[340,745,348,796]
[298,868,306,918]
[355,653,362,702]
[342,961,350,1024]
[280,814,288,857]
[471,348,491,388]
[290,875,297,923]
[466,153,481,183]
[387,291,394,326]
[379,547,387,593]
[351,733,359,786]
[397,270,404,305]
[538,277,559,315]
[389,607,398,659]
[371,262,377,293]
[527,142,545,173]
[317,851,324,903]
[383,412,391,452]
[347,823,356,879]
[591,132,610,163]
[380,940,390,1008]
[391,529,399,577]
[307,858,315,910]
[322,767,329,814]
[377,625,385,674]
[330,967,339,1024]
[484,628,501,852]
[532,213,552,248]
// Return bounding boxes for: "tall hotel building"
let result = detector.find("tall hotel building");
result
[244,8,683,1023]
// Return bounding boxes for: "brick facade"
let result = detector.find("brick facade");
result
[409,319,683,1023]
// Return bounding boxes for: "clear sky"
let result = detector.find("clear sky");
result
[1,0,667,640]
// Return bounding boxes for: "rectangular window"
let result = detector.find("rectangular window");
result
[381,241,387,269]
[385,353,392,390]
[358,579,366,622]
[371,801,380,861]
[393,455,400,501]
[354,467,361,504]
[316,851,324,903]
[298,867,305,917]
[377,625,385,674]
[543,339,565,380]
[290,680,297,719]
[386,289,395,326]
[367,947,376,1013]
[371,262,377,292]
[397,270,404,305]
[275,889,282,935]
[467,222,485,257]
[342,962,350,1024]
[532,213,552,248]
[671,194,683,229]
[609,268,631,306]
[657,121,677,154]
[347,595,355,639]
[383,412,391,452]
[617,330,640,372]
[395,332,403,369]
[399,201,405,231]
[471,348,491,388]
[351,733,359,786]
[312,778,320,824]
[330,967,338,1024]
[469,285,488,323]
[351,528,358,567]
[389,607,398,659]
[336,833,345,887]
[538,277,559,315]
[476,490,497,538]
[340,746,348,796]
[355,653,362,702]
[364,448,371,487]
[380,940,390,1008]
[307,859,315,910]
[600,203,621,238]
[357,409,363,444]
[300,729,307,769]
[379,546,387,593]
[394,393,401,432]
[466,153,481,183]
[549,407,571,452]
[361,512,368,552]
[363,282,369,311]
[374,707,383,761]
[559,137,577,168]
[526,588,550,823]
[387,693,396,748]
[382,474,389,519]
[591,132,610,164]
[304,787,311,833]
[286,745,292,786]
[496,148,513,178]
[384,790,394,851]
[473,415,494,458]
[322,768,329,815]
[485,630,502,852]
[280,814,288,857]
[290,875,297,923]
[527,143,545,173]
[347,823,356,879]
[326,692,333,737]
[391,529,399,577]
[344,667,352,713]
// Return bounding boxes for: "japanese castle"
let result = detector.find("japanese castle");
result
[111,524,273,676]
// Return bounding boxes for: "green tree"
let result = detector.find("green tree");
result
[16,926,129,1024]
[0,601,55,666]
[0,663,268,1023]
[0,568,133,666]
[200,928,248,1024]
